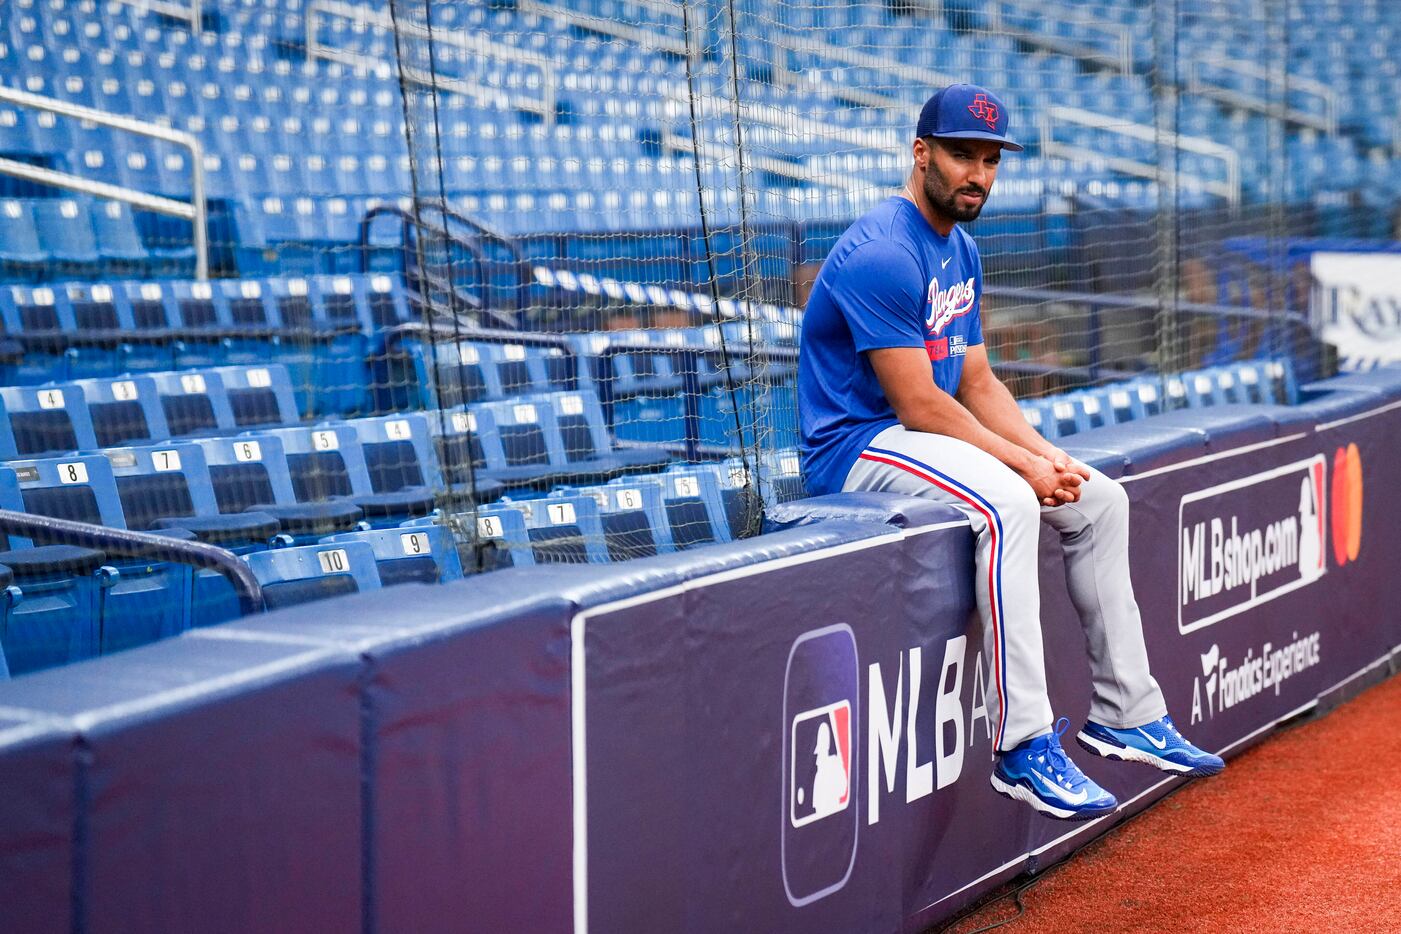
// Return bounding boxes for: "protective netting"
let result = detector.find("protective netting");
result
[0,0,1394,593]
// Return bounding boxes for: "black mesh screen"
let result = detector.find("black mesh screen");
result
[176,298,218,328]
[161,393,218,436]
[90,400,151,447]
[287,451,354,501]
[22,484,104,525]
[71,300,119,330]
[362,440,424,492]
[131,299,167,329]
[499,425,550,467]
[10,410,78,456]
[227,388,282,426]
[209,462,276,514]
[116,473,195,530]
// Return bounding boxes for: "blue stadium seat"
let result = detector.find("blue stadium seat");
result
[468,504,535,569]
[536,390,671,477]
[653,467,734,550]
[73,375,171,448]
[1070,390,1115,431]
[194,433,364,544]
[1045,396,1086,438]
[1103,384,1148,423]
[210,364,300,428]
[10,454,191,654]
[0,383,99,458]
[322,523,463,586]
[1,286,75,384]
[0,200,46,274]
[244,540,382,611]
[565,481,675,560]
[118,280,176,331]
[105,442,282,626]
[89,200,152,272]
[0,542,104,675]
[148,369,236,438]
[279,276,371,416]
[59,282,175,375]
[514,493,609,564]
[31,199,101,274]
[340,413,446,503]
[165,281,231,368]
[0,463,103,675]
[266,423,436,527]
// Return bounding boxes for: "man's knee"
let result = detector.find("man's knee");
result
[1082,471,1129,519]
[984,476,1041,528]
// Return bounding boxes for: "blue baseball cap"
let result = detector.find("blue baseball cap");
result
[916,84,1023,152]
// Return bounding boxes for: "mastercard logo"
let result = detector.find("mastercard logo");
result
[1330,443,1363,566]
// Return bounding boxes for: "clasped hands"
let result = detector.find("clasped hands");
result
[1020,449,1091,507]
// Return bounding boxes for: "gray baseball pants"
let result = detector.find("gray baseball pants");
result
[842,424,1167,752]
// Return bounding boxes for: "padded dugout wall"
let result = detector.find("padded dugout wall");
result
[0,377,1398,932]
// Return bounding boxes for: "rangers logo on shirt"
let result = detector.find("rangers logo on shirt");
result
[924,276,977,335]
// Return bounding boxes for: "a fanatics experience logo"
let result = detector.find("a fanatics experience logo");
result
[1189,632,1322,725]
[924,276,977,336]
[1177,455,1329,634]
[782,625,859,908]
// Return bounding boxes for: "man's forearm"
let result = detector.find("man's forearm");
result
[896,389,1040,474]
[961,375,1058,458]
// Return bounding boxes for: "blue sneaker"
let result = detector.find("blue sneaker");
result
[1076,715,1225,777]
[991,718,1119,821]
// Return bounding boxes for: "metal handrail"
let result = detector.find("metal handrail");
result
[515,0,688,58]
[764,34,957,109]
[111,0,203,34]
[306,0,557,122]
[983,0,1133,73]
[1187,58,1336,135]
[1039,105,1241,208]
[659,130,870,190]
[0,510,263,616]
[0,85,209,279]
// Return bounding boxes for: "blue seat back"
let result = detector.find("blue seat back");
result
[104,443,218,530]
[471,504,535,569]
[74,375,171,448]
[0,385,99,459]
[322,524,463,586]
[343,414,442,493]
[264,424,373,502]
[570,481,674,560]
[244,540,382,610]
[194,433,297,514]
[10,454,127,530]
[654,468,733,549]
[149,369,237,437]
[210,364,300,428]
[517,494,609,564]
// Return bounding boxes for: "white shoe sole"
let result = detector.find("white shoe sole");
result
[1076,730,1201,775]
[988,773,1114,822]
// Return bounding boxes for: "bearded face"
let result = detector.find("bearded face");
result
[919,138,998,224]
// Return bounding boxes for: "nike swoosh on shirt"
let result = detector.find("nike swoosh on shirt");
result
[1030,770,1089,805]
[941,256,953,268]
[1137,728,1168,750]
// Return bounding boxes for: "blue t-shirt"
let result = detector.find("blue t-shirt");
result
[798,196,985,495]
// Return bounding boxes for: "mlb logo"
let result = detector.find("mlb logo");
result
[789,701,852,828]
[782,625,859,907]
